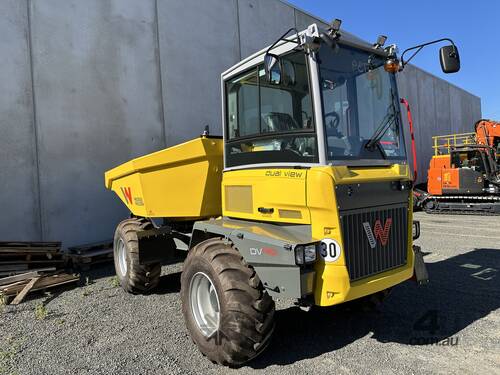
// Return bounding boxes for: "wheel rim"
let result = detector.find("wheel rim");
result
[116,238,127,276]
[189,272,220,337]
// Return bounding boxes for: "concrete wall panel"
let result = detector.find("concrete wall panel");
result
[398,64,481,184]
[30,0,164,246]
[0,0,483,246]
[449,86,463,135]
[0,0,40,240]
[415,69,438,182]
[398,65,422,180]
[157,0,240,144]
[459,88,475,133]
[433,77,452,136]
[238,0,295,59]
[294,9,328,30]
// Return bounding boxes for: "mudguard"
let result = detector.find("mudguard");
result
[191,218,316,298]
[413,245,429,285]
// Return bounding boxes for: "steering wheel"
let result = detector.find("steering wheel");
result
[325,111,341,136]
[301,111,313,129]
[281,138,303,156]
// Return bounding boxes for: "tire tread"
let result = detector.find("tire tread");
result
[181,238,275,366]
[114,218,161,294]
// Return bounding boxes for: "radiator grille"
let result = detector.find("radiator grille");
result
[341,204,408,281]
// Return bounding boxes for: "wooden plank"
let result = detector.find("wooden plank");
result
[0,241,61,248]
[0,267,57,277]
[10,277,40,305]
[27,274,79,294]
[1,273,79,297]
[71,256,113,266]
[0,259,64,265]
[70,248,112,259]
[68,240,112,255]
[0,264,28,272]
[0,254,62,261]
[0,248,60,254]
[76,250,112,259]
[0,280,29,291]
[0,271,39,286]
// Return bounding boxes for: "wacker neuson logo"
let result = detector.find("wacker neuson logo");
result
[363,218,393,248]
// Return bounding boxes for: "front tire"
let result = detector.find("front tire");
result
[113,218,161,294]
[181,238,275,366]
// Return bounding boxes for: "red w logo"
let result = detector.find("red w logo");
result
[373,218,393,246]
[120,187,132,205]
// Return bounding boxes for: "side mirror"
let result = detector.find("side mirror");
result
[264,53,282,84]
[439,45,460,73]
[401,38,460,73]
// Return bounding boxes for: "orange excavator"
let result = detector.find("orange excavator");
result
[475,119,500,161]
[415,119,500,214]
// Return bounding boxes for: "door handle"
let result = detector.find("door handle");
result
[258,207,274,214]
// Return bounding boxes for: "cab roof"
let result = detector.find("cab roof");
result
[222,23,390,80]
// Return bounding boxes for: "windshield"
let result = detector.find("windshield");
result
[318,43,406,163]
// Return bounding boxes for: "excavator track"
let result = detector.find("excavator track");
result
[422,195,500,215]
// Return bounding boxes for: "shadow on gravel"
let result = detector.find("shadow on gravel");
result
[79,264,116,281]
[250,248,500,368]
[154,272,181,294]
[78,264,182,294]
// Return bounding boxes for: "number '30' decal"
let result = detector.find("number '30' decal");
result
[319,239,342,263]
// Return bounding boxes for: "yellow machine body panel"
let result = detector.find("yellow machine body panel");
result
[308,165,414,306]
[105,137,223,219]
[222,169,310,224]
[223,164,414,307]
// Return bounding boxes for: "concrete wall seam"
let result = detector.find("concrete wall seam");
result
[154,0,167,148]
[26,0,44,240]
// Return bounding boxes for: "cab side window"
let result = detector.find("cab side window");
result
[225,52,317,168]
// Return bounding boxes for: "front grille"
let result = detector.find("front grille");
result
[340,204,408,281]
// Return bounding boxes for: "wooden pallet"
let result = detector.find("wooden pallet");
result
[0,267,57,277]
[0,241,65,278]
[0,241,61,253]
[0,242,81,305]
[0,271,79,304]
[67,240,113,268]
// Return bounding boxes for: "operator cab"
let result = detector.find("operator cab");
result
[222,23,460,171]
[449,145,499,193]
[494,137,500,163]
[451,148,488,172]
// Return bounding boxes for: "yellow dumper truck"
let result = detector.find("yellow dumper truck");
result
[105,21,460,366]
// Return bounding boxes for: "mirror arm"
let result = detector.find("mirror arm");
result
[265,27,301,56]
[401,38,456,66]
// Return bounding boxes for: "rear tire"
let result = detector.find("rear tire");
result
[181,238,275,366]
[113,218,161,294]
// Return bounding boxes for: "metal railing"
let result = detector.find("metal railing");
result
[432,132,476,155]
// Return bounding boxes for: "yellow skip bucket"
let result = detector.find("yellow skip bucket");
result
[105,137,223,219]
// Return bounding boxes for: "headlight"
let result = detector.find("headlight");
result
[412,220,420,240]
[295,244,317,265]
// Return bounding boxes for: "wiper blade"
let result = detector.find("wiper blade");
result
[365,88,398,151]
[365,111,396,150]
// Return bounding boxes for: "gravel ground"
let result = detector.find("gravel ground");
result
[1,212,499,375]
